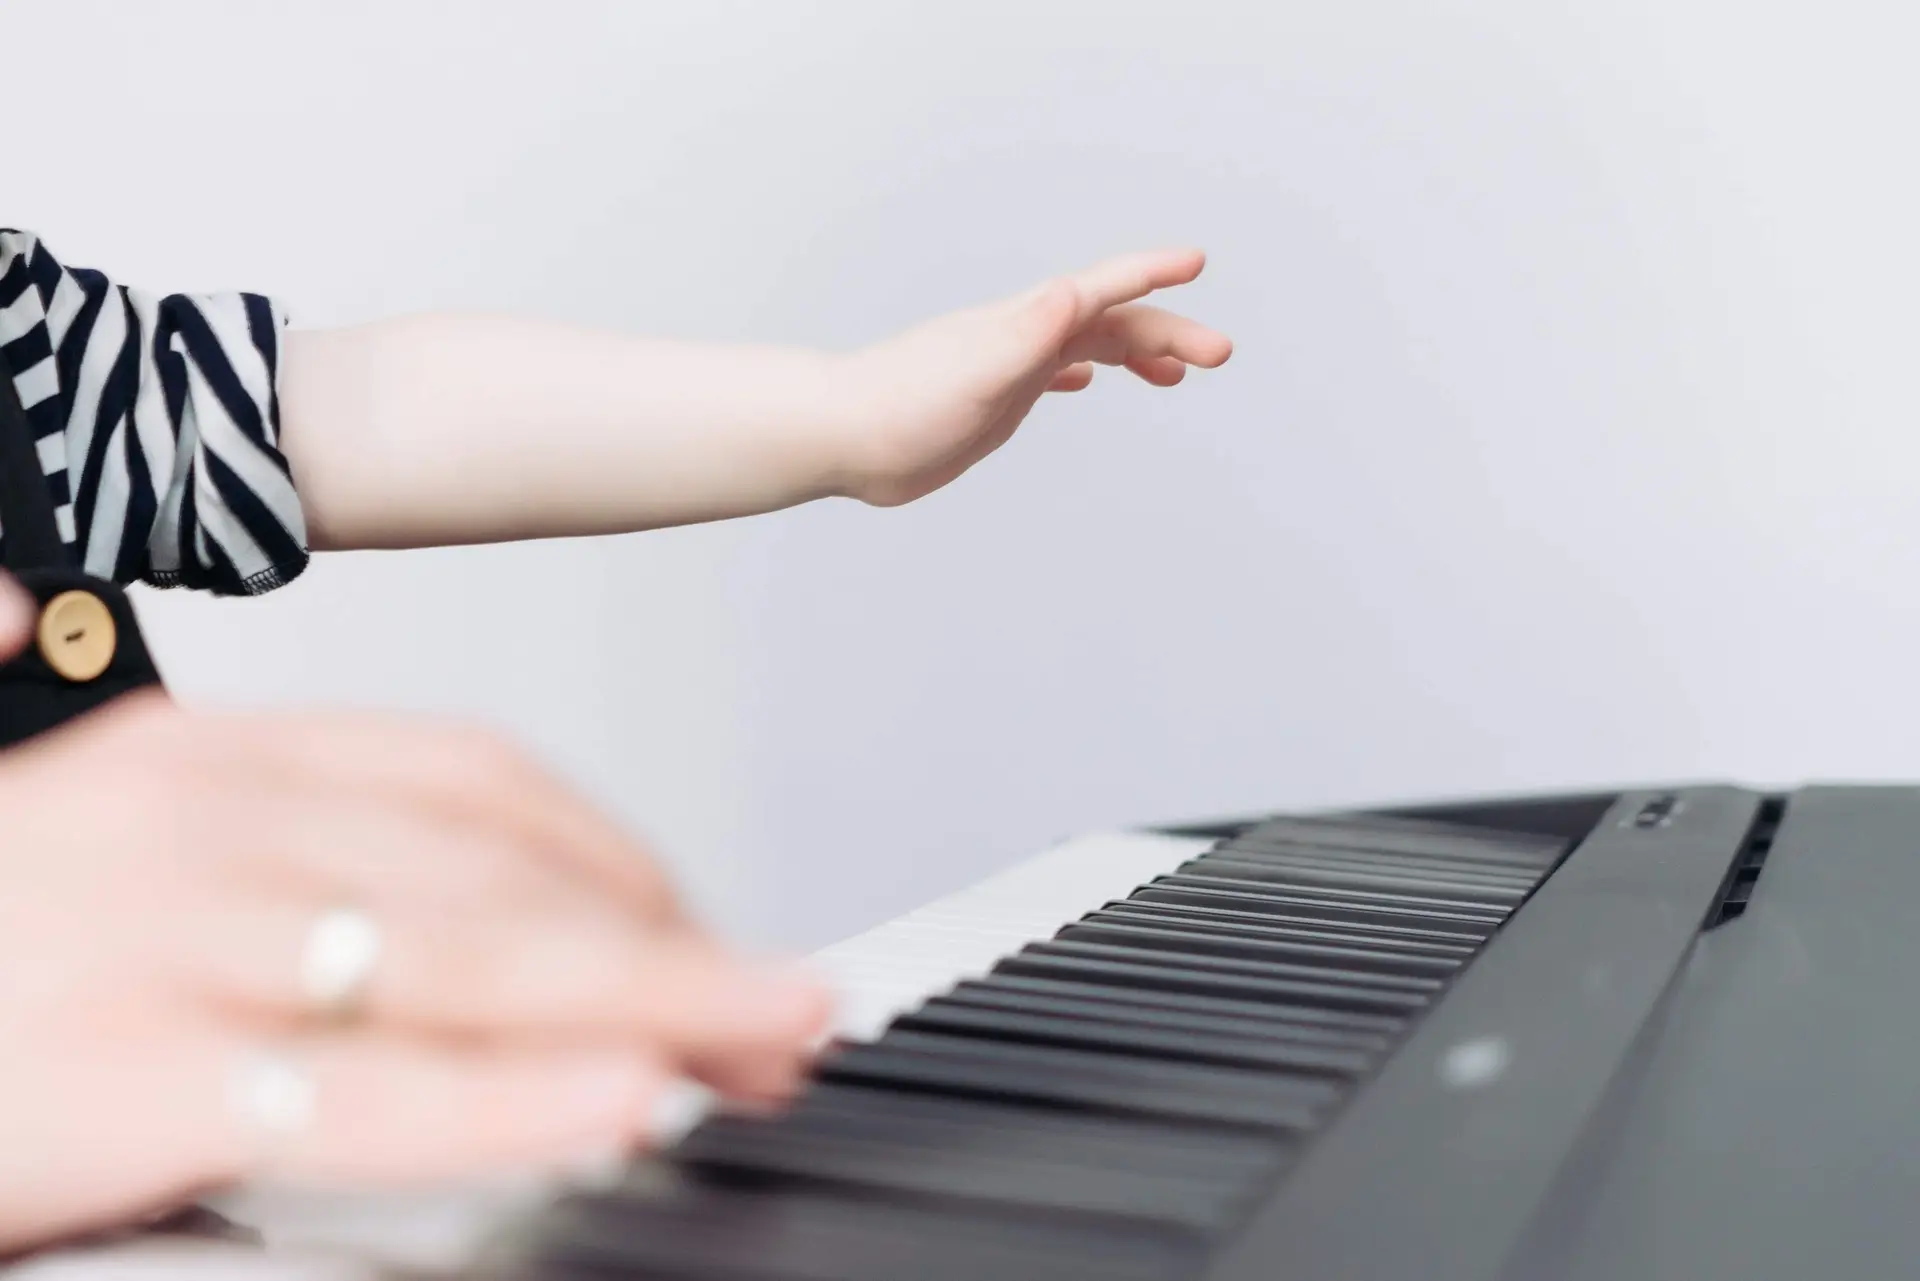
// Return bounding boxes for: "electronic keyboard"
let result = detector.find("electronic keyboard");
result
[22,785,1917,1281]
[448,782,1917,1281]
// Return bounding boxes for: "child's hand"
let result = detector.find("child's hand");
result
[278,248,1230,549]
[835,249,1232,506]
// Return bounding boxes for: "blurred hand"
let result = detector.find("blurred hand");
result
[0,572,30,662]
[0,656,830,1252]
[837,248,1233,506]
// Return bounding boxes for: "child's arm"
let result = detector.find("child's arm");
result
[278,249,1231,552]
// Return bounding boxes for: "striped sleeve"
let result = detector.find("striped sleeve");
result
[0,229,309,595]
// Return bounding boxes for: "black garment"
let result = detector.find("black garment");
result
[0,349,162,749]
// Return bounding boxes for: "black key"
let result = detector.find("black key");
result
[785,1082,1290,1174]
[950,972,1407,1041]
[819,1031,1336,1131]
[1154,873,1504,931]
[1189,850,1533,906]
[1207,842,1543,889]
[1182,856,1522,911]
[864,1028,1349,1111]
[1135,879,1496,940]
[1103,893,1485,948]
[895,996,1376,1075]
[1071,912,1465,978]
[1236,816,1563,867]
[1225,825,1549,861]
[1024,940,1436,1011]
[1092,902,1477,963]
[1290,812,1568,855]
[675,1114,1268,1235]
[1046,926,1446,992]
[1222,831,1546,866]
[507,813,1562,1281]
[940,977,1398,1054]
[995,949,1428,1020]
[1334,810,1567,843]
[537,1170,1198,1281]
[1121,883,1497,941]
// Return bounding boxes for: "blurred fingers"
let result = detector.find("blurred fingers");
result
[221,712,685,925]
[216,1036,675,1185]
[0,574,32,663]
[185,893,828,1092]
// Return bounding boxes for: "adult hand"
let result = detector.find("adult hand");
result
[0,616,830,1252]
[0,572,31,661]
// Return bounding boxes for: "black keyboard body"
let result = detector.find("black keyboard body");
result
[487,784,1919,1281]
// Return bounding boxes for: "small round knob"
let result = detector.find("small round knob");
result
[36,590,117,682]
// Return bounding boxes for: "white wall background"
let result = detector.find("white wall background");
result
[11,0,1920,950]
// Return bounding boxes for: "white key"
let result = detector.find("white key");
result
[812,829,1216,1042]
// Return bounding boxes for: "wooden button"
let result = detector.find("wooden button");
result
[37,590,117,683]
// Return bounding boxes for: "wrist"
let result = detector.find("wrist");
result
[795,350,852,504]
[815,347,931,509]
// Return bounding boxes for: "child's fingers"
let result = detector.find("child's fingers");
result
[1047,363,1096,392]
[1064,305,1234,370]
[1067,249,1207,318]
[1126,355,1189,387]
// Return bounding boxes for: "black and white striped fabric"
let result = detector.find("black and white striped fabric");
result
[0,230,308,595]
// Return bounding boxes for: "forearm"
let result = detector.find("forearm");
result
[279,313,856,552]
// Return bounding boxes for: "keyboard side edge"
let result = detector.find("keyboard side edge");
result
[1202,785,1762,1281]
